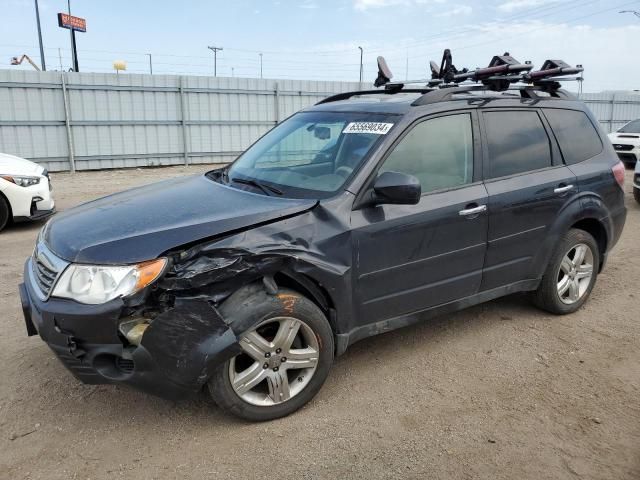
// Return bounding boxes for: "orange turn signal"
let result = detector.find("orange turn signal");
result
[135,258,167,291]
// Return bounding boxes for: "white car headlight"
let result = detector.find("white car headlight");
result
[0,175,41,187]
[52,258,167,304]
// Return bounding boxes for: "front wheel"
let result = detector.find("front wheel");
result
[532,229,600,315]
[208,286,334,421]
[634,187,640,205]
[0,195,10,232]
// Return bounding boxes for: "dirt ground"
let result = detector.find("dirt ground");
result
[0,165,638,480]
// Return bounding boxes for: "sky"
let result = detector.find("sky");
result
[2,0,640,92]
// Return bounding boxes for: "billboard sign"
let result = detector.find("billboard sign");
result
[57,13,86,32]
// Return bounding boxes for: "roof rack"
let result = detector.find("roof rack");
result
[316,49,584,106]
[411,84,577,106]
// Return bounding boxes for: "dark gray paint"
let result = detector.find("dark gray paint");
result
[20,92,627,399]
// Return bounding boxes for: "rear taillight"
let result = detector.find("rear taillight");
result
[612,161,625,190]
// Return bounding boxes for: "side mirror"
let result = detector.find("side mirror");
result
[373,171,421,205]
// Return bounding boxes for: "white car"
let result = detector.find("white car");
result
[0,153,55,232]
[608,119,640,167]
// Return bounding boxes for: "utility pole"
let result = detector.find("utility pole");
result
[34,0,46,70]
[259,53,263,79]
[358,46,363,88]
[405,49,409,80]
[231,67,235,77]
[147,53,153,74]
[207,46,223,77]
[58,48,63,70]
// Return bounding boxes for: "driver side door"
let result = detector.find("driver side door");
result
[351,111,488,324]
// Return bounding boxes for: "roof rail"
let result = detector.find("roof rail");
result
[316,88,435,105]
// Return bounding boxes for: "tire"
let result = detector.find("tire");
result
[0,195,10,233]
[634,187,640,205]
[208,285,334,421]
[532,229,600,315]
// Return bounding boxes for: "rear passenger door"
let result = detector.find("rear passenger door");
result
[480,109,577,291]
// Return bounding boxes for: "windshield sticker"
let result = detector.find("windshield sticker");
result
[343,122,394,135]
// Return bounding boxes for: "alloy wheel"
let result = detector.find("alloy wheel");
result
[556,243,594,305]
[229,317,320,406]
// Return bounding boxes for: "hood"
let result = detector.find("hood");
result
[0,153,44,176]
[44,174,317,264]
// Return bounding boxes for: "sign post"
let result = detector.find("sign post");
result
[57,12,86,72]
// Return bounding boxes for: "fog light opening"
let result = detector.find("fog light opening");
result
[93,354,135,380]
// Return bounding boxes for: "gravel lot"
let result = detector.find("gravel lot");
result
[0,165,638,480]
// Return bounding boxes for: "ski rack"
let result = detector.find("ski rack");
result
[377,49,583,92]
[317,50,583,106]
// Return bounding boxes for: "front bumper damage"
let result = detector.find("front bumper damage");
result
[20,259,241,399]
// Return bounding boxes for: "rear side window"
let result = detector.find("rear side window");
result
[544,109,603,164]
[484,111,552,179]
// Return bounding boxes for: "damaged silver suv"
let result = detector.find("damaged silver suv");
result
[20,53,627,420]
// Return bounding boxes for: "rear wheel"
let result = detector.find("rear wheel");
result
[532,229,599,315]
[208,286,334,421]
[0,195,10,232]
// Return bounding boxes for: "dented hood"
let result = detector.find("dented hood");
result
[44,174,317,264]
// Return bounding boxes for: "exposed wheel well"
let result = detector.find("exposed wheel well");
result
[273,271,337,333]
[570,218,607,269]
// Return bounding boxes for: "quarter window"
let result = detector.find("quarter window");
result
[544,109,603,165]
[379,114,474,194]
[484,111,552,178]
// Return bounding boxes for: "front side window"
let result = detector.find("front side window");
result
[379,114,474,194]
[484,111,552,179]
[224,111,398,198]
[544,109,603,165]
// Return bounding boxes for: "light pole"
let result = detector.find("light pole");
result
[146,54,153,74]
[34,0,46,70]
[259,53,263,79]
[620,10,640,18]
[358,46,363,88]
[207,46,223,77]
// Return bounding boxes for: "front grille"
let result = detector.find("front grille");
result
[30,242,68,300]
[613,144,634,152]
[617,153,636,163]
[34,257,58,296]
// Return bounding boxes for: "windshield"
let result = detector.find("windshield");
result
[619,120,640,133]
[223,111,398,198]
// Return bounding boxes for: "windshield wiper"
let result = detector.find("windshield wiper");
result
[230,177,283,196]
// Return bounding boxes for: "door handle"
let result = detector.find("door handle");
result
[554,184,574,194]
[459,205,487,217]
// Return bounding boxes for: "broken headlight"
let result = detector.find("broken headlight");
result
[52,258,167,304]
